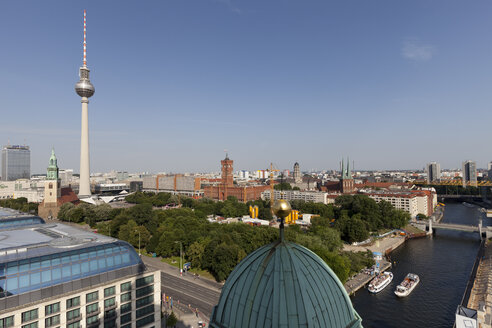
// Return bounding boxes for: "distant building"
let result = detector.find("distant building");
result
[94,183,129,194]
[0,179,44,203]
[116,171,129,181]
[261,189,332,205]
[360,189,435,218]
[143,174,203,198]
[1,145,30,181]
[59,169,74,186]
[204,155,270,202]
[426,162,441,183]
[462,160,477,187]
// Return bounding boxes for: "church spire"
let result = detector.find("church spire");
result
[47,148,59,180]
[347,157,351,178]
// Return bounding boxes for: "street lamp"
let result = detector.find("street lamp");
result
[174,241,183,277]
[135,229,141,257]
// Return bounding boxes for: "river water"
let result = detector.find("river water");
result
[351,202,488,328]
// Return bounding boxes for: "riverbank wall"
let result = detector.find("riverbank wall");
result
[461,239,486,307]
[462,239,492,327]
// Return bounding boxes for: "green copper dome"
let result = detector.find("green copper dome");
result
[209,240,362,328]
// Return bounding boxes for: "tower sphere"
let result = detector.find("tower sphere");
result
[272,199,291,218]
[75,79,95,98]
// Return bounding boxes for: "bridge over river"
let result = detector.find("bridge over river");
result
[414,219,492,239]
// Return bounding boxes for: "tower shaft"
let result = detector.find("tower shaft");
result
[79,98,91,197]
[75,10,94,199]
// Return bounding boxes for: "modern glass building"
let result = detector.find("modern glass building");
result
[1,145,31,181]
[0,208,161,328]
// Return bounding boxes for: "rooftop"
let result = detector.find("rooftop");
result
[0,207,143,300]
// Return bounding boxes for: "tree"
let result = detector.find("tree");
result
[187,240,207,269]
[118,220,151,249]
[68,206,84,223]
[209,242,246,281]
[93,204,113,221]
[58,203,75,221]
[274,182,292,191]
[166,311,178,327]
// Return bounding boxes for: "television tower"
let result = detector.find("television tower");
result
[75,10,95,198]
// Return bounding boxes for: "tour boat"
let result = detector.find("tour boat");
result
[394,273,419,297]
[368,271,393,293]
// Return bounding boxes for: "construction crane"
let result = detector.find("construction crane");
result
[269,163,280,215]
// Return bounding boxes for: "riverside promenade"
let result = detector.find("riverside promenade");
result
[345,260,391,295]
[343,234,406,295]
[466,240,492,327]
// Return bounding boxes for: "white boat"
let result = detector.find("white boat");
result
[394,273,419,297]
[368,271,393,293]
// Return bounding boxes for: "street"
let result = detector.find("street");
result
[142,256,222,319]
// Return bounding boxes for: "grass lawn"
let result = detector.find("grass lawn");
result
[160,257,216,281]
[403,224,425,234]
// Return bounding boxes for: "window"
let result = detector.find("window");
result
[136,295,153,308]
[22,323,37,328]
[86,303,99,315]
[104,297,115,309]
[136,304,154,319]
[104,286,115,297]
[136,275,154,288]
[45,315,60,327]
[0,316,14,328]
[45,302,60,316]
[86,291,99,303]
[104,309,116,319]
[22,309,38,323]
[86,315,99,326]
[104,319,116,328]
[66,296,80,309]
[121,325,132,328]
[120,281,131,292]
[120,313,132,325]
[66,309,80,321]
[67,322,80,328]
[121,302,132,314]
[136,314,154,328]
[121,292,131,303]
[136,285,154,298]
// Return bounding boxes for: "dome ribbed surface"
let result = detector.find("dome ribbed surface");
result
[209,240,362,328]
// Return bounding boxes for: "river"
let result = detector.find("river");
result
[351,202,488,328]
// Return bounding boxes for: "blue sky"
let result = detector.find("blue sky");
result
[1,1,492,174]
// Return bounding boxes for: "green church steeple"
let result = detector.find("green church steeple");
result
[47,148,59,180]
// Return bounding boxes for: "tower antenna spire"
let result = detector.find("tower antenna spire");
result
[83,9,87,67]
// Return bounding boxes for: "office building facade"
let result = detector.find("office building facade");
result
[426,162,441,183]
[1,145,30,181]
[462,160,477,187]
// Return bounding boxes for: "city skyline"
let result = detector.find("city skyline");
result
[2,1,492,173]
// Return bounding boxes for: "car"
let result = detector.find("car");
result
[198,321,205,328]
